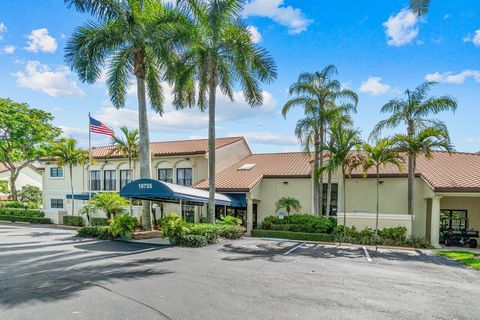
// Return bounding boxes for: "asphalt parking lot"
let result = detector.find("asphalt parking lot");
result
[1,223,479,320]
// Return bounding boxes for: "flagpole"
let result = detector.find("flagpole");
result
[88,113,92,205]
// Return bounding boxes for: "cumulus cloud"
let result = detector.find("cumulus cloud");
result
[2,45,14,54]
[463,30,480,46]
[247,25,262,44]
[383,9,420,46]
[25,28,57,53]
[425,70,480,84]
[359,77,391,95]
[230,131,298,146]
[13,61,85,97]
[243,0,313,35]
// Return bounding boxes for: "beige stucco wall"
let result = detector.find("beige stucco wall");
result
[214,139,251,173]
[440,196,480,232]
[0,166,42,196]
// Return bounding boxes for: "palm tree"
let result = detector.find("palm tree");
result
[371,82,457,219]
[51,138,89,216]
[64,0,187,229]
[362,138,404,236]
[321,125,363,235]
[109,126,139,214]
[173,0,277,222]
[410,0,431,16]
[282,65,358,216]
[393,126,453,228]
[275,197,301,215]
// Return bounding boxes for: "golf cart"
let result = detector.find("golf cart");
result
[440,209,479,248]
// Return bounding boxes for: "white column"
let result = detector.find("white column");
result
[430,195,443,248]
[246,198,254,235]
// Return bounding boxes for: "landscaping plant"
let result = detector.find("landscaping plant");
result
[161,213,189,244]
[109,214,139,241]
[275,197,302,215]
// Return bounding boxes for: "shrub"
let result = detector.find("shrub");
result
[216,224,245,239]
[109,214,138,238]
[77,226,116,240]
[186,224,219,243]
[379,226,407,242]
[91,217,109,226]
[0,201,31,209]
[178,235,208,247]
[251,229,333,242]
[63,215,84,227]
[219,215,242,226]
[161,213,189,242]
[17,185,42,207]
[260,214,336,234]
[0,207,44,218]
[0,215,51,224]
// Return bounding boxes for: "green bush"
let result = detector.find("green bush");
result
[216,224,245,239]
[379,226,407,242]
[77,226,116,240]
[161,213,189,242]
[109,214,138,238]
[0,215,51,224]
[0,207,44,218]
[219,215,242,226]
[186,223,219,243]
[63,215,84,227]
[252,229,333,242]
[261,214,336,234]
[91,217,109,226]
[178,235,208,247]
[0,200,35,209]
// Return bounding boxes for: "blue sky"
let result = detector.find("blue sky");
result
[1,1,479,153]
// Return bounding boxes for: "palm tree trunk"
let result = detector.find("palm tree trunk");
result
[128,157,133,216]
[207,66,218,223]
[407,154,414,217]
[375,167,379,237]
[318,122,325,215]
[70,165,75,216]
[342,167,347,237]
[312,130,319,216]
[326,170,332,217]
[135,52,152,231]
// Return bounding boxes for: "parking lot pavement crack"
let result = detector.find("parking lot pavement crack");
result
[69,278,173,320]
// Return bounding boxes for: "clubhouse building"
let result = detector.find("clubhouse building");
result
[39,136,480,247]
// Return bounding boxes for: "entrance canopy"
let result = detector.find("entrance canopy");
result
[120,179,245,207]
[66,193,97,200]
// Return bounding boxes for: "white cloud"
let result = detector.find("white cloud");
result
[359,77,391,95]
[25,28,57,53]
[425,70,480,84]
[13,61,85,97]
[0,22,6,40]
[243,0,313,35]
[231,131,298,146]
[2,45,14,54]
[463,30,480,46]
[383,9,420,46]
[247,25,262,44]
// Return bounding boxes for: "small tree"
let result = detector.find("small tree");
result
[88,192,128,220]
[17,185,42,207]
[51,138,89,215]
[0,181,9,196]
[0,98,60,200]
[275,197,302,215]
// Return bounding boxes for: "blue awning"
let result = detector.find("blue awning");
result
[119,179,245,207]
[66,193,97,200]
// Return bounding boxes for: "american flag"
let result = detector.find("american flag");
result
[89,117,115,136]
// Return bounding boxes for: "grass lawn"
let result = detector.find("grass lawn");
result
[435,250,480,271]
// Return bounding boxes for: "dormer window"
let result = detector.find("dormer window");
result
[238,163,256,171]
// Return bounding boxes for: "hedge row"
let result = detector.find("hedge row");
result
[91,217,109,226]
[63,216,84,227]
[77,226,116,240]
[186,223,246,243]
[260,214,336,234]
[251,229,333,242]
[0,207,44,218]
[0,215,51,224]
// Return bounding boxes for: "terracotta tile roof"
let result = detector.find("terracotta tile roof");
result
[194,152,312,192]
[349,151,480,192]
[87,136,245,159]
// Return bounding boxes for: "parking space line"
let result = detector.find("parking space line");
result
[283,242,306,255]
[362,246,372,262]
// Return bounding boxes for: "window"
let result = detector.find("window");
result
[176,168,192,186]
[182,205,195,223]
[104,170,116,191]
[51,199,64,209]
[158,168,173,183]
[90,170,101,191]
[120,170,131,189]
[322,183,338,216]
[440,209,468,232]
[50,167,63,178]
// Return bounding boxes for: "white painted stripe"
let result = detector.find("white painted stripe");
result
[283,242,306,255]
[362,246,372,262]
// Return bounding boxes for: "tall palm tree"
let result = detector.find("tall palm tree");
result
[275,197,301,216]
[362,138,404,236]
[283,65,358,216]
[109,126,139,214]
[173,0,277,222]
[51,138,89,216]
[371,82,457,219]
[410,0,431,16]
[393,126,453,229]
[64,0,187,229]
[320,125,363,235]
